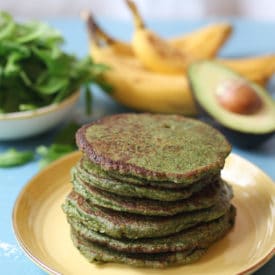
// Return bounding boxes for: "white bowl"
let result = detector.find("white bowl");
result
[0,92,80,140]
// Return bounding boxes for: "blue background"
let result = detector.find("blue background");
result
[0,18,274,274]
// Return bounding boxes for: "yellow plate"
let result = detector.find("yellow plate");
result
[13,151,275,275]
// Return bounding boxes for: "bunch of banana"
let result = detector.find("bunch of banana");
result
[83,1,275,115]
[85,13,196,114]
[126,0,275,82]
[86,14,208,115]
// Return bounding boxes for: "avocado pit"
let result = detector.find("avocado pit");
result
[216,79,262,115]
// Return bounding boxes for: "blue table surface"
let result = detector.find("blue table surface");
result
[0,17,274,275]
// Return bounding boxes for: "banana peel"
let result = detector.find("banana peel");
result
[170,23,232,59]
[220,56,275,85]
[91,44,197,115]
[83,10,275,86]
[127,0,193,74]
[82,9,232,61]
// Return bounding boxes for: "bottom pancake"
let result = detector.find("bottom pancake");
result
[71,230,207,268]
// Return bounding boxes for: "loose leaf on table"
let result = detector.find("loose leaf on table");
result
[36,144,75,169]
[0,148,34,167]
[0,121,79,168]
[37,121,79,168]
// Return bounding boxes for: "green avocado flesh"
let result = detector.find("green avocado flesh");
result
[71,231,207,268]
[188,61,275,134]
[62,188,232,239]
[73,162,209,201]
[68,206,235,254]
[72,175,230,216]
[76,114,231,183]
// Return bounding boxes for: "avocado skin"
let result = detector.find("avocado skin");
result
[217,125,274,148]
[188,61,275,148]
[200,116,274,148]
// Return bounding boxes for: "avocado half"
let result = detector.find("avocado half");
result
[188,61,275,148]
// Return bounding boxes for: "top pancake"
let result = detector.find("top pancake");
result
[76,114,231,184]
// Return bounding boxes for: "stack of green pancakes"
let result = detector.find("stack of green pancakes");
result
[62,113,236,268]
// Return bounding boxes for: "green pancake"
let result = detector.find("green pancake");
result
[79,156,220,189]
[68,205,236,254]
[76,114,231,184]
[71,231,207,268]
[62,188,232,239]
[72,176,230,216]
[73,161,212,201]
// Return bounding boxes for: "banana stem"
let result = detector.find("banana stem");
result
[81,11,115,46]
[81,11,98,43]
[125,0,145,29]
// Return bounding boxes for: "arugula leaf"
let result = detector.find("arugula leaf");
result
[0,148,34,167]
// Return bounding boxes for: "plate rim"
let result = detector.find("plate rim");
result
[12,151,275,275]
[11,152,80,275]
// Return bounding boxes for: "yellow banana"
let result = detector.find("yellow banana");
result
[90,44,197,115]
[81,11,133,56]
[126,0,192,74]
[84,11,275,87]
[125,0,275,83]
[220,56,275,85]
[85,14,197,115]
[170,23,232,59]
[83,10,232,60]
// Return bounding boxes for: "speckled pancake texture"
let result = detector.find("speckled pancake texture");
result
[62,113,235,268]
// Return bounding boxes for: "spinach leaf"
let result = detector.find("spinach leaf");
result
[0,148,34,167]
[0,12,109,114]
[37,121,79,168]
[36,144,75,169]
[0,121,79,169]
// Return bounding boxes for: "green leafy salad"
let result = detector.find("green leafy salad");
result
[0,12,111,168]
[0,12,109,114]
